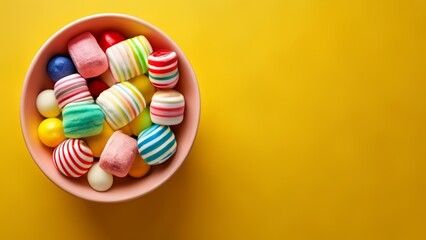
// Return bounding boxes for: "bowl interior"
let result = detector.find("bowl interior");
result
[20,14,200,202]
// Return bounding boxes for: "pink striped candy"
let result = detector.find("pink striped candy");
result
[52,139,94,178]
[53,73,94,109]
[148,50,179,89]
[150,89,185,126]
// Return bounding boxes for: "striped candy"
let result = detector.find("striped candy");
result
[53,139,94,178]
[106,35,153,82]
[96,82,146,130]
[53,73,94,109]
[150,89,185,126]
[137,124,177,165]
[62,102,105,138]
[148,49,179,89]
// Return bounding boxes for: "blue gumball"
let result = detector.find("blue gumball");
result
[47,55,77,82]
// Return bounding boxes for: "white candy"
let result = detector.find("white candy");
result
[87,162,113,191]
[36,89,61,117]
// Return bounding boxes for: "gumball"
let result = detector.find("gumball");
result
[87,162,113,191]
[128,74,156,104]
[97,30,126,52]
[83,121,114,158]
[36,89,61,118]
[38,118,66,147]
[87,78,109,99]
[47,55,77,82]
[128,154,151,178]
[119,123,133,136]
[129,107,152,136]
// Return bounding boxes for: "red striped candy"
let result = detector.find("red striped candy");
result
[53,73,94,109]
[150,89,185,126]
[148,50,179,89]
[52,139,94,178]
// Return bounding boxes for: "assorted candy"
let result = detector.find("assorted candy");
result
[35,30,185,191]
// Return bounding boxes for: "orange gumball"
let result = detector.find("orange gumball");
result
[128,154,151,178]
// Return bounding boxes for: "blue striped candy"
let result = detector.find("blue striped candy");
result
[137,124,177,165]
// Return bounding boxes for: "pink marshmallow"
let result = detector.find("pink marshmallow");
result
[68,32,108,78]
[99,131,137,177]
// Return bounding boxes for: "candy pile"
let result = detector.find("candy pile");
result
[36,30,185,192]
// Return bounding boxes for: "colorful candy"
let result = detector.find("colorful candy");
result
[62,102,105,138]
[150,89,185,126]
[87,78,109,99]
[148,49,179,89]
[36,89,61,118]
[128,154,151,178]
[47,55,77,82]
[137,124,177,165]
[53,139,94,178]
[100,131,138,177]
[106,35,153,82]
[97,30,126,52]
[87,162,113,192]
[54,73,94,109]
[68,32,108,78]
[38,118,66,148]
[96,82,146,130]
[38,30,187,192]
[83,121,114,158]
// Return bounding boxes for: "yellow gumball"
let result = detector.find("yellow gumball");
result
[128,75,156,104]
[37,118,66,147]
[84,121,114,157]
[128,154,151,178]
[119,123,133,136]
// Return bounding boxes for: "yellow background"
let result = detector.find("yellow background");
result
[2,0,426,239]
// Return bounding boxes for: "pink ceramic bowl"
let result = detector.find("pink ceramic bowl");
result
[20,13,200,202]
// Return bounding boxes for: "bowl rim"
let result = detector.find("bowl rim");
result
[20,13,201,202]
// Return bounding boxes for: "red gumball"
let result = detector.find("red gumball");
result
[97,30,126,52]
[87,78,109,99]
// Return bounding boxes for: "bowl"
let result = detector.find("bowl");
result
[20,13,200,202]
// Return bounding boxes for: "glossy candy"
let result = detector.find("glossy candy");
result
[53,139,94,178]
[62,102,105,138]
[38,118,66,148]
[137,124,177,165]
[128,75,156,104]
[36,89,61,118]
[106,35,153,82]
[83,121,114,158]
[47,55,77,82]
[150,89,185,125]
[128,154,151,178]
[129,107,152,136]
[100,131,138,177]
[148,49,179,89]
[97,30,126,52]
[54,73,94,109]
[87,78,109,99]
[87,162,113,192]
[96,82,146,130]
[68,32,108,78]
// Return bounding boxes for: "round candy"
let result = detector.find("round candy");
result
[47,55,77,82]
[148,49,179,89]
[87,162,113,191]
[150,89,185,125]
[87,78,109,99]
[83,121,114,158]
[128,75,156,104]
[38,118,66,148]
[128,154,151,178]
[129,107,152,136]
[53,139,93,178]
[36,89,61,118]
[97,30,126,52]
[137,124,177,165]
